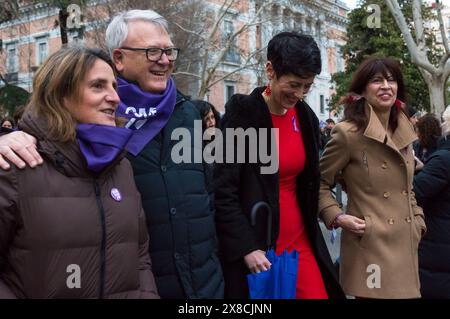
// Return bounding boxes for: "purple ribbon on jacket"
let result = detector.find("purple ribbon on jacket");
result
[76,124,133,173]
[116,77,177,156]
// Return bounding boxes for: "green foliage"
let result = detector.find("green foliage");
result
[331,0,438,113]
[0,85,30,117]
[446,79,450,106]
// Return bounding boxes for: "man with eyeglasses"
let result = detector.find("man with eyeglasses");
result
[0,9,224,299]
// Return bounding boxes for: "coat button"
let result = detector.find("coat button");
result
[170,208,177,215]
[381,162,388,169]
[161,165,167,172]
[402,190,408,196]
[388,218,395,225]
[174,253,180,260]
[383,192,390,198]
[405,216,412,223]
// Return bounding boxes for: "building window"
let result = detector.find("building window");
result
[316,21,321,38]
[306,20,312,35]
[36,38,48,65]
[6,44,18,73]
[223,20,240,63]
[336,45,343,72]
[320,95,325,114]
[225,84,236,103]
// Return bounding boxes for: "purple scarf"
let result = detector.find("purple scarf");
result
[76,124,133,173]
[116,77,177,156]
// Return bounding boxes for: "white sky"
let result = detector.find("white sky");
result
[342,0,450,10]
[342,0,358,9]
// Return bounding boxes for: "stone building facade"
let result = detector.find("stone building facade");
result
[0,0,349,120]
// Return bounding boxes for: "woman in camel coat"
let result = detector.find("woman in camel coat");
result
[319,57,426,299]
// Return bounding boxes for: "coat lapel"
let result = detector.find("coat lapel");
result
[390,111,417,150]
[363,103,388,144]
[249,88,279,206]
[363,103,417,153]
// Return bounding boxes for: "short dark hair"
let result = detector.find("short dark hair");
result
[343,56,408,132]
[326,118,335,124]
[416,114,441,148]
[267,32,321,78]
[192,100,221,130]
[1,117,14,127]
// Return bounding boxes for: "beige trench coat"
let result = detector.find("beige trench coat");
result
[319,103,426,298]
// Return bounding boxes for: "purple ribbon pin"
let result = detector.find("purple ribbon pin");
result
[110,188,122,202]
[292,116,299,132]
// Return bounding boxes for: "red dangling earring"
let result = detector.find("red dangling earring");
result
[394,99,403,110]
[264,82,272,96]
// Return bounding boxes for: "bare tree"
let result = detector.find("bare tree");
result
[0,1,19,24]
[79,0,205,94]
[173,0,279,99]
[1,0,281,101]
[385,0,449,114]
[0,1,42,90]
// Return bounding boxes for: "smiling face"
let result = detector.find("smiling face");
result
[362,72,398,113]
[64,59,120,126]
[266,62,315,110]
[204,110,216,129]
[1,120,13,129]
[112,20,174,93]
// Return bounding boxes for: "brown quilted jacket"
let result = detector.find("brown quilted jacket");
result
[0,112,159,299]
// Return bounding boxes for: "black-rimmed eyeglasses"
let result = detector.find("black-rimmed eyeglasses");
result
[120,47,180,62]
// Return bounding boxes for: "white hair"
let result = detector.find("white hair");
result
[105,9,169,58]
[442,105,450,136]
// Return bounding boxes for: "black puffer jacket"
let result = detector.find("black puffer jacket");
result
[128,91,224,299]
[414,136,450,298]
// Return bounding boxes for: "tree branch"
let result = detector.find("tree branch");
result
[172,71,201,79]
[435,0,450,64]
[207,0,235,43]
[443,58,450,81]
[207,46,268,88]
[412,0,425,51]
[384,0,436,74]
[173,21,206,41]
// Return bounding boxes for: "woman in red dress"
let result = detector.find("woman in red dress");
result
[215,32,344,299]
[272,107,328,298]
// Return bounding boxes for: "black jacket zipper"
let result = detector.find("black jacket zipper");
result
[94,179,106,299]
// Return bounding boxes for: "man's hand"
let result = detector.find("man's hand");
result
[414,156,424,171]
[0,131,42,170]
[336,214,366,235]
[244,250,271,274]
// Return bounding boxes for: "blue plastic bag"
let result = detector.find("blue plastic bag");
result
[247,249,299,299]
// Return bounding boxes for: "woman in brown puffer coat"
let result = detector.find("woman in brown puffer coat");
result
[0,46,159,299]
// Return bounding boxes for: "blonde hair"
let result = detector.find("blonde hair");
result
[442,105,450,136]
[27,45,115,142]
